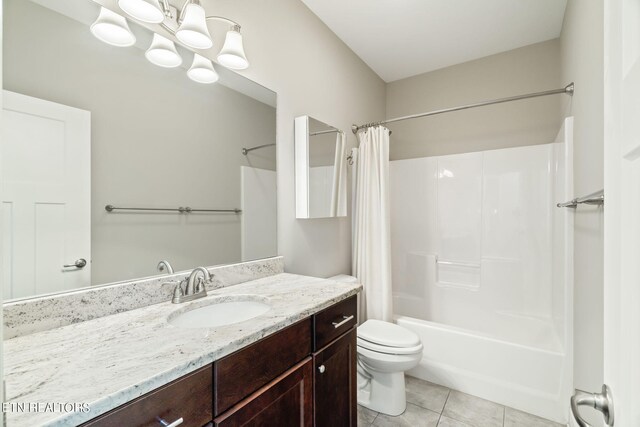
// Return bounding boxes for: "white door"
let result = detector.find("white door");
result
[2,91,91,299]
[600,0,640,425]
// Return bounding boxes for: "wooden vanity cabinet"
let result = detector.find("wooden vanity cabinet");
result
[213,357,313,427]
[83,296,357,427]
[313,328,357,427]
[82,365,213,427]
[213,318,312,416]
[215,295,358,427]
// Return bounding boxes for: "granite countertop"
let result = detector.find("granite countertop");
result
[4,273,361,427]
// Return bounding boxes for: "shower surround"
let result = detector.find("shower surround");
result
[390,119,573,423]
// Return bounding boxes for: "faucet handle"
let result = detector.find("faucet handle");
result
[170,281,184,304]
[195,277,205,293]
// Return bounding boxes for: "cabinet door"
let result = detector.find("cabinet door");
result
[313,328,357,427]
[213,357,313,427]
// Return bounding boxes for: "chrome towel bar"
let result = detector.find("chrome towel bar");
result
[557,189,604,208]
[105,205,241,214]
[241,143,275,155]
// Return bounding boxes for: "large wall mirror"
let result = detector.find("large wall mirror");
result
[2,0,277,301]
[295,115,347,219]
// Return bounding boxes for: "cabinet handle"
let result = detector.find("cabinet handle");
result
[332,315,354,329]
[157,417,183,427]
[318,365,326,373]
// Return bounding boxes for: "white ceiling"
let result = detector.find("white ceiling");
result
[301,0,568,82]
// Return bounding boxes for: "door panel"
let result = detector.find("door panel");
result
[313,328,357,427]
[1,90,91,298]
[603,0,640,425]
[214,358,313,427]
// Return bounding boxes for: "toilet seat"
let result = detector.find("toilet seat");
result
[357,319,423,355]
[357,337,423,355]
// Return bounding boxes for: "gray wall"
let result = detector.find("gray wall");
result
[211,0,386,277]
[560,1,604,425]
[385,39,563,160]
[4,0,276,285]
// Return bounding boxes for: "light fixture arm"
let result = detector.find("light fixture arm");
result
[205,16,241,31]
[160,22,177,35]
[157,2,241,35]
[160,0,172,18]
[177,0,194,23]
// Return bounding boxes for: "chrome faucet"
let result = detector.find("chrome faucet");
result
[171,267,211,304]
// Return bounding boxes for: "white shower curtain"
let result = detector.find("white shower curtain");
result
[352,126,393,322]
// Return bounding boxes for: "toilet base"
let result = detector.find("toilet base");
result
[357,369,407,416]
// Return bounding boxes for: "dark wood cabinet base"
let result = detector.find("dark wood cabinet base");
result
[84,296,358,427]
[314,328,357,427]
[213,358,313,427]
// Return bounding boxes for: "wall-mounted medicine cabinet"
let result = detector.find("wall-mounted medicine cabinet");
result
[295,116,347,219]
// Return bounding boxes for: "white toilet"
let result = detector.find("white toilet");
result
[328,274,423,416]
[356,319,423,416]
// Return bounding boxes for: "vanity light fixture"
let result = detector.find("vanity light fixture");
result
[187,54,219,84]
[119,0,249,60]
[118,0,165,24]
[145,33,182,67]
[175,1,213,50]
[90,7,136,47]
[217,25,249,70]
[91,1,249,83]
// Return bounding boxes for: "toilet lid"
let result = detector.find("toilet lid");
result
[357,319,421,348]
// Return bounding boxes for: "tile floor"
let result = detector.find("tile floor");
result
[357,376,565,427]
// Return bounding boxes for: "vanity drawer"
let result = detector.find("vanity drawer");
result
[313,295,357,351]
[213,318,312,416]
[83,365,212,427]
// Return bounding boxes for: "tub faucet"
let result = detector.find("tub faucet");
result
[171,267,211,304]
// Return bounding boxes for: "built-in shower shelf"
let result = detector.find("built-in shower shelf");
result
[435,257,481,289]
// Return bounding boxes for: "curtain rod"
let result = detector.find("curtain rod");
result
[309,129,343,136]
[351,82,574,134]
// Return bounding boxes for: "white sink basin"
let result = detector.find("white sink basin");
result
[168,298,271,329]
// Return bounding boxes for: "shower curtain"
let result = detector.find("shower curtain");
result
[352,126,393,322]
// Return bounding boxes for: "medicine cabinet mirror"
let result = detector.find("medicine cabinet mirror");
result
[295,116,347,219]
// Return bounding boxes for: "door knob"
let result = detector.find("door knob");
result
[571,384,614,427]
[63,258,87,269]
[318,365,326,373]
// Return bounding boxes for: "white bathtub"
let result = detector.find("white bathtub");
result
[397,315,570,423]
[388,123,575,424]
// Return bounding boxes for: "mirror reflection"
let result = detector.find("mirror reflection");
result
[2,0,277,300]
[295,116,347,219]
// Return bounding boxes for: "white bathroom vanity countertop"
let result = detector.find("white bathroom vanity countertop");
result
[3,273,361,427]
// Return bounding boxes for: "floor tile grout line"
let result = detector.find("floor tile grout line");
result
[436,388,452,426]
[441,388,452,415]
[370,411,378,426]
[440,390,504,427]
